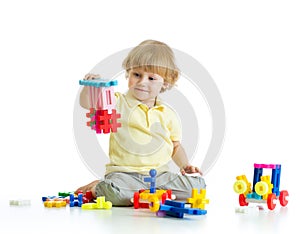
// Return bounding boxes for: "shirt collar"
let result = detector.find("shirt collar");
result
[124,91,165,111]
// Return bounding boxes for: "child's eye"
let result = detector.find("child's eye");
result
[133,72,140,77]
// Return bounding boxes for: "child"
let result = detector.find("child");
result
[76,40,206,206]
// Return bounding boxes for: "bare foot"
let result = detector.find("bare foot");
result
[75,180,100,198]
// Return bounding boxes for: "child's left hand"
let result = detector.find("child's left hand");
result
[180,165,203,176]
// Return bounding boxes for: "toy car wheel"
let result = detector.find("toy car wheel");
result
[239,194,248,206]
[133,192,140,209]
[254,181,268,196]
[148,195,160,212]
[234,180,247,194]
[279,190,289,207]
[267,193,276,210]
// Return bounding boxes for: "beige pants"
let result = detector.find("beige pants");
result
[95,171,206,206]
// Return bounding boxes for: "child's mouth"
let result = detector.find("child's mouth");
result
[135,88,149,93]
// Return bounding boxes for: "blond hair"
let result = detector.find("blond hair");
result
[122,40,180,92]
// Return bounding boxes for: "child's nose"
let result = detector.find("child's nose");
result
[139,75,149,84]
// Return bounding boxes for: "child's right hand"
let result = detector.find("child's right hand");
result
[84,73,101,80]
[80,73,101,109]
[75,180,100,199]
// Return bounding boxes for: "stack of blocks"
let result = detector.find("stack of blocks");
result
[79,79,121,134]
[133,169,173,209]
[82,196,112,210]
[158,200,207,218]
[42,191,112,210]
[134,169,209,218]
[42,195,69,208]
[157,188,209,218]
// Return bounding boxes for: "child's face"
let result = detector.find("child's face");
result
[127,68,165,106]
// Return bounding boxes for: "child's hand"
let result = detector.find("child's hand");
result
[180,165,203,176]
[84,73,101,80]
[75,180,100,198]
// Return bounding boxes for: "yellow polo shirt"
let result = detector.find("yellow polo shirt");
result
[105,92,182,175]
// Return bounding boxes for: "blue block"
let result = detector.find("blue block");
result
[79,79,118,88]
[144,169,157,193]
[271,165,281,196]
[159,202,207,218]
[253,168,263,192]
[164,200,185,208]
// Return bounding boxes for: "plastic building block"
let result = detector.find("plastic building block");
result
[238,194,249,206]
[95,109,121,134]
[144,169,157,193]
[69,193,83,207]
[233,175,252,195]
[267,193,276,210]
[159,200,185,218]
[9,200,31,206]
[42,196,69,203]
[42,196,57,202]
[252,167,263,192]
[148,194,161,212]
[44,200,67,208]
[253,164,281,196]
[82,196,112,210]
[254,163,278,169]
[133,169,173,209]
[82,190,93,203]
[133,189,172,209]
[186,188,209,210]
[79,79,118,88]
[79,79,117,111]
[279,190,289,206]
[42,195,69,208]
[79,78,121,134]
[235,206,259,214]
[42,191,96,208]
[271,165,281,196]
[233,163,289,210]
[255,175,273,199]
[86,108,96,129]
[86,108,121,134]
[58,191,72,197]
[75,190,94,204]
[133,178,208,218]
[246,192,262,200]
[158,200,207,218]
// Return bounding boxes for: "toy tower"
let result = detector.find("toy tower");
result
[79,79,121,134]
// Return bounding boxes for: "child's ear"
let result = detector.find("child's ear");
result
[161,82,170,93]
[163,82,170,89]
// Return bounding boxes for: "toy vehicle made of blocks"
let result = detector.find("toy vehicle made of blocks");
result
[233,163,289,210]
[133,189,173,209]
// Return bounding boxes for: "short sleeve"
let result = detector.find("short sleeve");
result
[164,106,182,142]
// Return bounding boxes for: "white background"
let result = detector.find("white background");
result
[0,0,299,223]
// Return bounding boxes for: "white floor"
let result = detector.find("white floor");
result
[1,192,295,234]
